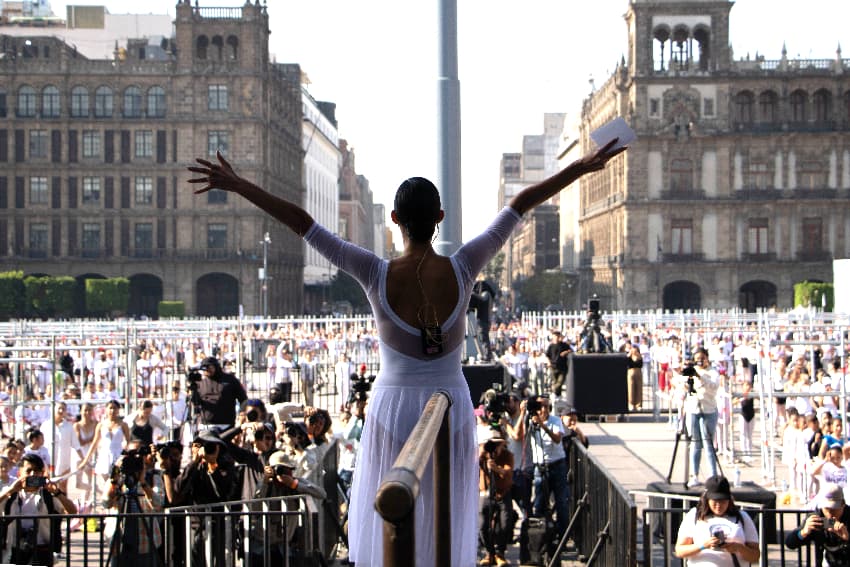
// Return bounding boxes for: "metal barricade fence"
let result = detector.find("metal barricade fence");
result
[0,494,322,567]
[567,440,637,566]
[637,505,827,567]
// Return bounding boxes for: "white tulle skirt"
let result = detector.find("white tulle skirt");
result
[348,344,479,567]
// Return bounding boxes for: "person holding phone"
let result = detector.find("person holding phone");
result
[0,453,77,565]
[786,483,850,565]
[675,475,760,566]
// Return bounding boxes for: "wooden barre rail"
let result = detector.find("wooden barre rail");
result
[375,390,453,567]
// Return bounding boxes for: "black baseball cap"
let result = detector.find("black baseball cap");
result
[704,475,731,500]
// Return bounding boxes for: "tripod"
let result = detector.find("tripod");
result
[104,484,163,567]
[666,393,724,488]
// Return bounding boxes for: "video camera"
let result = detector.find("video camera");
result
[681,361,699,394]
[113,446,150,490]
[349,372,376,403]
[482,384,510,428]
[186,366,202,391]
[585,295,602,327]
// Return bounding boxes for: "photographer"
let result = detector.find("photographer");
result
[786,483,850,565]
[579,299,612,354]
[175,431,239,567]
[681,348,721,487]
[348,366,375,409]
[0,453,77,566]
[190,357,247,431]
[478,433,514,567]
[104,445,163,567]
[675,475,759,565]
[545,332,572,397]
[250,450,326,566]
[528,396,570,541]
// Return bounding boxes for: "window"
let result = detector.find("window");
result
[790,90,807,123]
[226,35,238,59]
[0,89,6,117]
[671,219,693,255]
[207,131,229,156]
[135,130,153,158]
[670,159,693,192]
[41,86,60,118]
[147,86,166,118]
[758,91,777,123]
[734,91,754,124]
[30,177,48,204]
[134,223,153,257]
[703,98,715,117]
[123,86,143,118]
[82,177,101,204]
[70,86,89,117]
[649,98,659,117]
[17,86,37,117]
[748,218,769,254]
[207,223,227,249]
[81,223,100,257]
[802,218,823,253]
[29,130,48,159]
[135,177,153,204]
[208,85,228,111]
[94,86,113,118]
[29,223,48,258]
[745,162,772,189]
[799,161,826,189]
[207,190,227,204]
[196,35,209,59]
[82,130,101,158]
[814,89,832,123]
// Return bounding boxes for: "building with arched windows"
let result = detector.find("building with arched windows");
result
[575,0,850,311]
[0,1,307,316]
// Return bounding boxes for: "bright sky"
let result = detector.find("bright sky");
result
[47,0,850,246]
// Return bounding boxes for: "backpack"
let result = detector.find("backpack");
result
[2,488,63,553]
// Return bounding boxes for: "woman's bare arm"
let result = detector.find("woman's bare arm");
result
[510,139,625,216]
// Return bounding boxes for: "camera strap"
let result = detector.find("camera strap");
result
[731,553,741,567]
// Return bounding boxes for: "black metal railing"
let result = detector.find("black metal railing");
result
[567,441,637,566]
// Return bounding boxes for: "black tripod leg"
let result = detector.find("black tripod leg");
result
[665,430,680,484]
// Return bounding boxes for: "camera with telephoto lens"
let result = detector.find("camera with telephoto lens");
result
[186,366,202,391]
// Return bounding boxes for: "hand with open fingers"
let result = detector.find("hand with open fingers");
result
[187,150,243,194]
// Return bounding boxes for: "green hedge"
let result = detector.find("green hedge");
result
[85,278,130,315]
[0,271,25,319]
[794,281,833,311]
[24,275,75,318]
[158,301,185,318]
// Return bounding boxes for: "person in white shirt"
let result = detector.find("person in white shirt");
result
[276,347,294,402]
[684,348,721,487]
[41,402,82,493]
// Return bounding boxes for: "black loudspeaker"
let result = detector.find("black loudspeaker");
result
[565,354,628,414]
[462,363,511,405]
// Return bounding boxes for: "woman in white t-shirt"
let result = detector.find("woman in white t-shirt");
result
[675,475,760,566]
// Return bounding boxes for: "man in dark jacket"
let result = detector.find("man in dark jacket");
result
[175,431,239,567]
[786,483,850,566]
[545,331,572,397]
[192,357,247,430]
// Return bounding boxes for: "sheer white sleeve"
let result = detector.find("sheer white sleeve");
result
[303,222,382,295]
[452,207,521,285]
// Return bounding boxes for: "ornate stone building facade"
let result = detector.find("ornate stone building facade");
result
[578,0,850,310]
[0,1,305,316]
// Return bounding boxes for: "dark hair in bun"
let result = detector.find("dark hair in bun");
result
[393,177,441,243]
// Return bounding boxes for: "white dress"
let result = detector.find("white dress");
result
[305,206,519,566]
[94,422,125,476]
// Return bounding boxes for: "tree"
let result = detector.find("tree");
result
[794,281,833,311]
[0,271,25,320]
[330,271,369,313]
[514,271,565,311]
[86,278,130,316]
[23,275,75,319]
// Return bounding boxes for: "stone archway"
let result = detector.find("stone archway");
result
[739,280,777,312]
[196,273,239,317]
[128,274,163,318]
[662,281,701,311]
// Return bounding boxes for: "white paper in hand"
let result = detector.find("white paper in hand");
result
[590,117,636,154]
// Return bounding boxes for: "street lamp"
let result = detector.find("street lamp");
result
[259,232,270,318]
